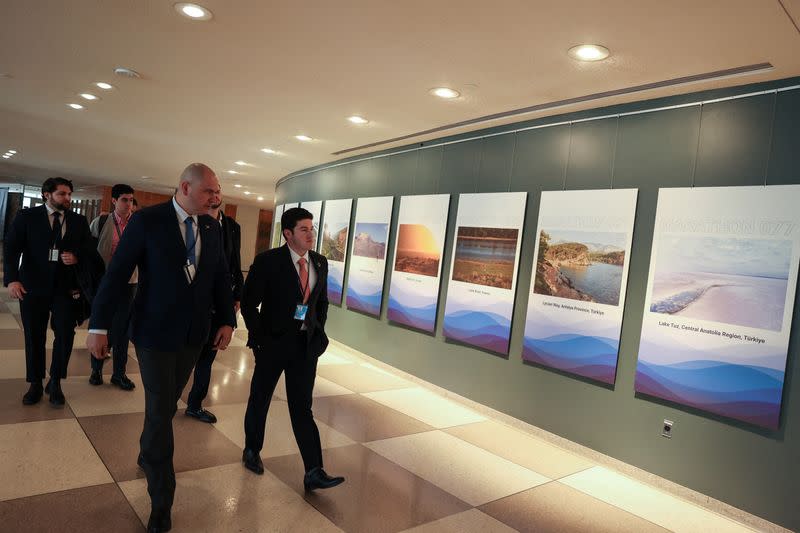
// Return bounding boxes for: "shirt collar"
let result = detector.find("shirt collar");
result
[172,197,196,223]
[113,210,129,224]
[287,244,309,265]
[45,203,64,216]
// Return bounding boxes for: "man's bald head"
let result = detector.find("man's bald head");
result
[175,162,221,215]
[179,163,216,185]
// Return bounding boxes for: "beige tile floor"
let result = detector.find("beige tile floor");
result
[0,289,775,532]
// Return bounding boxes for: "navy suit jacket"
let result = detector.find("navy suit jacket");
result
[89,201,236,351]
[3,205,95,296]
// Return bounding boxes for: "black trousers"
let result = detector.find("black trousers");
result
[20,291,79,382]
[136,344,202,513]
[244,332,323,472]
[186,340,217,410]
[91,283,137,377]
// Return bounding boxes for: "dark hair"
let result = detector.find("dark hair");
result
[111,183,134,199]
[281,207,313,233]
[41,177,73,198]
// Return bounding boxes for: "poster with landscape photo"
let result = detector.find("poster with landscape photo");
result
[270,204,284,249]
[346,196,394,316]
[522,189,638,384]
[443,192,527,355]
[300,200,323,251]
[320,199,352,305]
[387,194,450,332]
[636,186,800,429]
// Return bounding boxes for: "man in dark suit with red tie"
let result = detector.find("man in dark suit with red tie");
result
[241,207,344,491]
[4,177,96,406]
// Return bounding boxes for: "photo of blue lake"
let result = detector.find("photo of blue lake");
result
[559,263,623,306]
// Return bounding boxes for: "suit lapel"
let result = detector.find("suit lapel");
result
[197,217,215,279]
[281,245,304,301]
[160,202,191,276]
[308,252,326,302]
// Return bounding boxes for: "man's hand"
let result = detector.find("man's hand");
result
[8,281,26,300]
[212,325,234,350]
[60,252,78,265]
[233,301,241,315]
[87,333,110,360]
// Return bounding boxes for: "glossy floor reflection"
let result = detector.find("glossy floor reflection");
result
[0,286,773,532]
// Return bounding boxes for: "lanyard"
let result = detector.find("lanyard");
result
[295,258,310,297]
[111,213,125,240]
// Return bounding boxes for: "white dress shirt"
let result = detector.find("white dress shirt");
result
[44,204,67,238]
[288,245,317,294]
[172,197,201,264]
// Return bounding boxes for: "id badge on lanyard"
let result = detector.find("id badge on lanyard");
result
[294,304,309,321]
[49,248,59,262]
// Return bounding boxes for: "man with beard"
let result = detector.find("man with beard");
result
[4,177,95,406]
[185,200,243,423]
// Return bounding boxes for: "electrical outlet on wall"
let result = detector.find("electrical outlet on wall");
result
[662,419,674,438]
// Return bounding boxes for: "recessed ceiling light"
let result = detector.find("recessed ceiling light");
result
[175,3,213,20]
[348,115,369,124]
[568,44,610,62]
[430,87,460,99]
[261,148,276,154]
[295,135,313,142]
[244,191,251,195]
[80,93,98,101]
[141,176,151,180]
[95,82,114,90]
[7,150,16,154]
[257,196,264,201]
[68,103,84,110]
[234,184,242,188]
[234,160,247,166]
[114,67,141,79]
[2,155,10,159]
[227,170,238,174]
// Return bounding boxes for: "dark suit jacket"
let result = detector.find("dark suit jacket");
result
[89,201,236,352]
[241,245,329,359]
[3,205,97,297]
[220,213,244,302]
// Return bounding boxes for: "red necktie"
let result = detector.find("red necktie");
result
[298,257,310,303]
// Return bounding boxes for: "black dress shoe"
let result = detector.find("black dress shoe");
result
[185,406,217,424]
[22,382,43,405]
[48,379,65,406]
[44,378,52,394]
[89,370,103,386]
[146,509,171,533]
[110,374,135,391]
[242,448,264,475]
[303,467,345,491]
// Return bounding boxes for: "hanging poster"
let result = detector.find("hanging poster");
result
[320,199,352,305]
[443,192,527,354]
[346,196,394,316]
[522,189,638,384]
[270,204,284,249]
[636,186,800,429]
[300,200,323,251]
[387,194,451,332]
[276,202,299,247]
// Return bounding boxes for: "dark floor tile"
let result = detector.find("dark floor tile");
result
[79,412,243,482]
[479,482,670,533]
[264,444,470,533]
[59,348,140,378]
[0,378,76,425]
[0,483,144,532]
[0,330,25,349]
[180,365,253,407]
[312,394,434,442]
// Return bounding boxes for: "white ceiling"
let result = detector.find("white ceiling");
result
[1,0,798,208]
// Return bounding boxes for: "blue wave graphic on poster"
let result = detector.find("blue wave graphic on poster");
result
[522,334,619,384]
[387,296,437,332]
[347,287,383,316]
[443,310,511,354]
[635,358,785,429]
[327,269,344,305]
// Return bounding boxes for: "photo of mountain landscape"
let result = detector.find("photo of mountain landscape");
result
[352,222,388,260]
[452,226,518,289]
[321,221,349,262]
[533,229,627,306]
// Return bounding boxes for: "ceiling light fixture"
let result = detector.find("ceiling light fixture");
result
[95,82,114,90]
[295,135,312,142]
[234,184,242,188]
[348,115,369,124]
[260,148,276,154]
[227,170,238,174]
[257,196,264,201]
[234,160,247,166]
[2,155,10,159]
[568,44,611,62]
[114,67,142,79]
[244,191,252,195]
[175,3,213,21]
[430,87,460,99]
[7,150,16,154]
[80,93,98,101]
[68,103,84,110]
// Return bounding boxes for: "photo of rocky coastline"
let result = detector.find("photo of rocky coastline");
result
[533,229,626,305]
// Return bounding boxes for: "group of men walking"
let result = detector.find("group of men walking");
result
[4,163,343,533]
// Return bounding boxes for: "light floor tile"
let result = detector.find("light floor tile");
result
[401,508,518,533]
[364,387,486,429]
[47,328,89,346]
[119,463,342,532]
[446,420,595,479]
[4,301,20,314]
[318,363,414,393]
[273,374,354,401]
[0,314,20,329]
[0,419,113,501]
[560,466,756,532]
[63,373,185,416]
[318,350,357,365]
[366,430,550,506]
[0,349,26,379]
[211,400,355,455]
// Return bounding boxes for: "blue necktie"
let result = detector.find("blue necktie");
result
[185,216,196,265]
